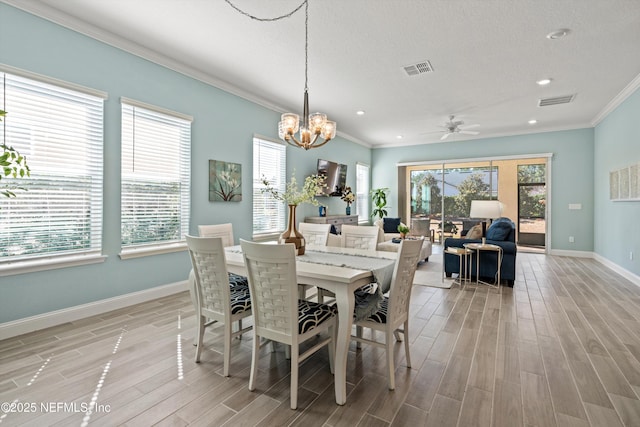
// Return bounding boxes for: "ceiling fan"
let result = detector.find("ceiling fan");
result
[437,115,480,140]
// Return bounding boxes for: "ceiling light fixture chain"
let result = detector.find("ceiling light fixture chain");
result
[225,0,336,150]
[223,0,306,22]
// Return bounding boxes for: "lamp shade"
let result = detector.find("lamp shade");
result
[469,200,503,219]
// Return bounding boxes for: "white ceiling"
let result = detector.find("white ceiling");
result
[7,0,640,148]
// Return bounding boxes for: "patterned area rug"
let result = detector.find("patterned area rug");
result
[412,248,454,289]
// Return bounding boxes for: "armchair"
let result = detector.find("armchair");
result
[444,217,517,286]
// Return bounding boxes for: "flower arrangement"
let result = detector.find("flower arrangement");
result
[1,110,31,199]
[261,171,326,206]
[341,186,355,206]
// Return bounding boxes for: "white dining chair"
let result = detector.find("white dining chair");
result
[298,222,331,246]
[186,235,252,377]
[240,239,337,410]
[198,223,235,247]
[317,224,382,303]
[351,238,422,390]
[341,225,381,251]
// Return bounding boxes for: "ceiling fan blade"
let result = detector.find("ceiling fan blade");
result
[459,130,479,135]
[440,133,451,140]
[461,123,480,129]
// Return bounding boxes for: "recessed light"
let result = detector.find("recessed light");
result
[528,119,538,125]
[356,110,365,116]
[396,135,403,139]
[536,78,552,86]
[546,29,571,40]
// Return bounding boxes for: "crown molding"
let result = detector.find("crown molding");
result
[591,72,640,126]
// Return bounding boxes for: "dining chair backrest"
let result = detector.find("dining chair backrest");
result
[198,223,235,247]
[240,240,299,344]
[341,225,380,251]
[298,222,331,246]
[186,235,233,321]
[387,238,423,325]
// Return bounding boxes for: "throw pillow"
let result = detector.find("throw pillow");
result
[466,224,483,239]
[383,217,401,233]
[486,220,513,241]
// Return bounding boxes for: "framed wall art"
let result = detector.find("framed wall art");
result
[209,160,242,202]
[610,161,640,201]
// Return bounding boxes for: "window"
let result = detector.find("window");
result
[121,98,191,255]
[0,68,106,269]
[356,163,370,222]
[253,136,286,237]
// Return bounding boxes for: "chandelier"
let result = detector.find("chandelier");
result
[226,0,336,150]
[278,1,336,149]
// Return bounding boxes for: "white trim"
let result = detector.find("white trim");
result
[253,133,284,146]
[0,252,107,277]
[0,280,187,340]
[119,242,188,259]
[593,253,640,289]
[120,96,193,122]
[549,249,593,258]
[591,72,640,126]
[398,153,554,167]
[0,62,108,99]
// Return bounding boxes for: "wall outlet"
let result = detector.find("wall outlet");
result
[631,252,634,261]
[569,236,575,243]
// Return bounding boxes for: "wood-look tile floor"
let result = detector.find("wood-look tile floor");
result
[2,253,640,426]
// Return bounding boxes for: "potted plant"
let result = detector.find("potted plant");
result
[341,186,355,215]
[397,224,410,239]
[370,187,389,220]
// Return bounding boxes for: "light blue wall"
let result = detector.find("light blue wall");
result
[372,129,595,252]
[594,88,640,275]
[0,4,370,323]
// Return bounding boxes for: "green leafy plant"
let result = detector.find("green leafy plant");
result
[1,110,31,199]
[397,224,410,236]
[370,187,389,219]
[438,220,458,234]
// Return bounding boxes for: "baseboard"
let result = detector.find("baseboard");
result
[0,280,188,341]
[592,253,640,289]
[549,249,594,258]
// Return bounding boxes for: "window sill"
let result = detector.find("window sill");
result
[119,242,187,259]
[0,252,107,277]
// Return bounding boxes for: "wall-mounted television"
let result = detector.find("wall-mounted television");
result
[317,159,347,196]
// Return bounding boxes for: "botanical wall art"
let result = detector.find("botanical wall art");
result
[209,160,242,202]
[610,161,640,201]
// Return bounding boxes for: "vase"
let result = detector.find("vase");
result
[346,206,351,215]
[280,204,305,255]
[319,205,326,217]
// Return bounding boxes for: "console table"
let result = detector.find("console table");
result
[304,214,357,234]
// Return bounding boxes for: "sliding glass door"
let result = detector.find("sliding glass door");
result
[409,162,497,242]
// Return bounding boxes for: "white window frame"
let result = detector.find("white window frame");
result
[253,135,286,240]
[0,65,107,276]
[356,162,370,223]
[119,98,192,259]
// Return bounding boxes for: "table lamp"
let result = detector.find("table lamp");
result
[469,200,503,238]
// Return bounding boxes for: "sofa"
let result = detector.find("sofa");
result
[444,217,517,286]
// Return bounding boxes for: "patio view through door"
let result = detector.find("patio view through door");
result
[517,164,546,247]
[409,162,497,242]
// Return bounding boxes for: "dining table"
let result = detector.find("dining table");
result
[223,244,397,405]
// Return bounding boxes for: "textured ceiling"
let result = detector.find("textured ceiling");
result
[6,0,640,147]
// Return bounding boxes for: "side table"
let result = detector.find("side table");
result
[463,242,503,288]
[444,247,473,287]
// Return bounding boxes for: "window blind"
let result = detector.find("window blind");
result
[253,137,286,236]
[121,101,191,248]
[356,163,370,221]
[0,72,105,262]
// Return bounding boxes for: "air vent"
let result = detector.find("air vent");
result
[403,60,434,76]
[538,94,575,107]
